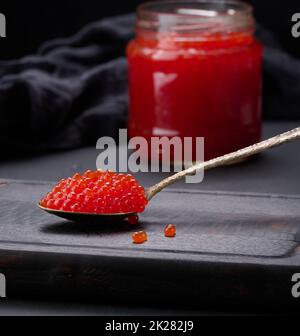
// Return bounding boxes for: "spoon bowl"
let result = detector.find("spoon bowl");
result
[38,203,135,224]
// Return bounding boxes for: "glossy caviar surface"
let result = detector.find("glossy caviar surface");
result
[164,224,176,237]
[132,231,148,244]
[40,170,148,214]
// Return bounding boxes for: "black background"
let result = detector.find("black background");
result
[0,0,299,60]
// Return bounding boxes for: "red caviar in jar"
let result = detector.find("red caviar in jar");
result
[127,1,262,161]
[132,231,148,244]
[40,170,148,214]
[164,224,176,237]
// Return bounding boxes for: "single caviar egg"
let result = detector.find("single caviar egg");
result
[132,231,147,244]
[40,170,148,214]
[127,214,139,225]
[164,224,176,237]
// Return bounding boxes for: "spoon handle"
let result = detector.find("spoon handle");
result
[146,127,300,201]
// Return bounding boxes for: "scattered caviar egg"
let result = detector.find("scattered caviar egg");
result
[164,224,176,237]
[40,170,148,214]
[132,231,147,244]
[127,214,139,225]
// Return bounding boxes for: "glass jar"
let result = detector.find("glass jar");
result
[127,0,262,161]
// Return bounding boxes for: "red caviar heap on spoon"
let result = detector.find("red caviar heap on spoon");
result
[40,170,148,214]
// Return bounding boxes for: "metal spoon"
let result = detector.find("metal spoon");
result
[39,127,300,224]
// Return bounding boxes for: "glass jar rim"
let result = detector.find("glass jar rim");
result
[137,0,254,35]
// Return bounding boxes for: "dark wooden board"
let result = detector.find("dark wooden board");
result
[0,179,300,310]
